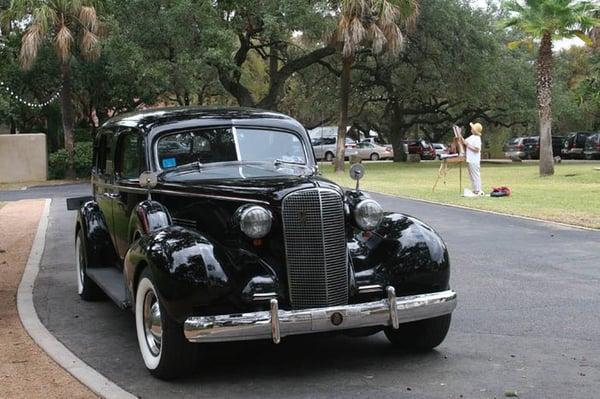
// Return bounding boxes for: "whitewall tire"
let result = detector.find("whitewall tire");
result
[134,268,198,380]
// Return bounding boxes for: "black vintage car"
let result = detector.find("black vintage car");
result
[68,107,456,380]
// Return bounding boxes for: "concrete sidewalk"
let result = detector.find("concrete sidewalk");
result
[0,200,96,399]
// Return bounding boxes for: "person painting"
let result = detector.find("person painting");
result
[462,122,483,196]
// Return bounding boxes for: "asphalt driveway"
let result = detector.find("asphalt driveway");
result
[3,183,599,398]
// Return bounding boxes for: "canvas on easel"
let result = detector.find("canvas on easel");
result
[432,126,467,192]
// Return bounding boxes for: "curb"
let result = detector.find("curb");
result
[371,192,599,232]
[16,199,137,399]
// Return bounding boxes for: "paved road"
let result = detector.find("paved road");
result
[3,184,599,398]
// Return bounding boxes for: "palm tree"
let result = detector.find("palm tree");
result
[9,0,101,177]
[503,0,599,176]
[332,0,418,172]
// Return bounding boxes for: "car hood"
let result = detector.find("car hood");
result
[158,163,342,204]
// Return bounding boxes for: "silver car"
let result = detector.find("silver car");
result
[356,141,394,161]
[312,137,358,161]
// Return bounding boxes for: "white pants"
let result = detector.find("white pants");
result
[467,162,482,193]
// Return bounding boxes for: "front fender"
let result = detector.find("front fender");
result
[124,225,230,323]
[350,212,450,296]
[128,200,172,243]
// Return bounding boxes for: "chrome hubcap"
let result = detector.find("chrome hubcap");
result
[143,289,162,356]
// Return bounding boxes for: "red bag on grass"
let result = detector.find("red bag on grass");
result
[490,186,511,197]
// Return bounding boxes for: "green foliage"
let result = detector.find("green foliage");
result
[48,142,93,179]
[1,0,599,168]
[502,0,600,40]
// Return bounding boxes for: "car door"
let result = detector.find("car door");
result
[93,130,118,247]
[112,129,146,260]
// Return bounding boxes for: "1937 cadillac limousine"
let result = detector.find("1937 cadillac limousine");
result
[67,107,457,380]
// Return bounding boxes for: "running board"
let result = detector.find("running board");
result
[86,267,130,309]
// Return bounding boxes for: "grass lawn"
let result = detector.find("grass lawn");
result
[321,161,600,229]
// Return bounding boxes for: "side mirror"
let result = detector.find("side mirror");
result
[139,171,158,189]
[349,164,365,191]
[139,171,158,200]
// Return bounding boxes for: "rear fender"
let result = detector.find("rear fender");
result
[76,201,118,267]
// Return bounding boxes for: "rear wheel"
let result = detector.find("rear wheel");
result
[135,268,197,380]
[75,230,104,301]
[384,314,451,352]
[325,152,334,162]
[370,153,380,161]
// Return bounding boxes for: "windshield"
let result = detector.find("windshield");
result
[156,127,307,170]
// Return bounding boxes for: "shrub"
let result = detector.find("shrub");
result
[48,149,70,179]
[48,142,94,179]
[74,142,93,177]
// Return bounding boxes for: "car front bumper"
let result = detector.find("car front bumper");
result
[184,287,457,343]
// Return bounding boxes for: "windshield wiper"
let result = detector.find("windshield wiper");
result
[161,161,203,173]
[273,159,306,167]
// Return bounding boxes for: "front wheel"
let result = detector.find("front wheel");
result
[384,314,451,352]
[325,152,334,162]
[135,268,197,380]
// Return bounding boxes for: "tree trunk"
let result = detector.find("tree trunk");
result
[536,32,554,177]
[9,116,16,134]
[60,62,76,178]
[334,56,353,172]
[389,103,407,162]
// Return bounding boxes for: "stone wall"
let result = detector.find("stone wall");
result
[0,134,47,183]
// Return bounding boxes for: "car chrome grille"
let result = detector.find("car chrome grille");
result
[282,188,348,309]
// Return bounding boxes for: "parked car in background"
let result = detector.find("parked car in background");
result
[67,107,457,379]
[356,141,394,160]
[401,139,437,160]
[432,143,449,160]
[503,136,564,160]
[562,132,593,159]
[312,137,358,161]
[584,133,600,160]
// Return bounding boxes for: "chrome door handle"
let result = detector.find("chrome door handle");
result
[103,192,120,199]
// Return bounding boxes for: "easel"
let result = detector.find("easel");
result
[432,126,466,193]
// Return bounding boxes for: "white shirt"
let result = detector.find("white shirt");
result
[465,135,481,164]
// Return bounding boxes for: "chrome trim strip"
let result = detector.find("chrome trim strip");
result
[184,289,457,343]
[155,187,270,205]
[358,284,384,294]
[253,292,278,301]
[94,180,269,205]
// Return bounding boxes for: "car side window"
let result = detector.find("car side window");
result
[116,131,144,180]
[96,132,114,175]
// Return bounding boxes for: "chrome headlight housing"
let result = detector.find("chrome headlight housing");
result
[354,199,383,231]
[239,206,272,239]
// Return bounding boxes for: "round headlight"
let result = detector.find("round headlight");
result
[240,206,272,239]
[354,199,383,231]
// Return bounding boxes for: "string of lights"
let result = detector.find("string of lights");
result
[0,80,62,109]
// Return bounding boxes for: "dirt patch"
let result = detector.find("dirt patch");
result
[0,200,96,399]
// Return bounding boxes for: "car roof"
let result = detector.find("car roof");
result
[101,106,297,131]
